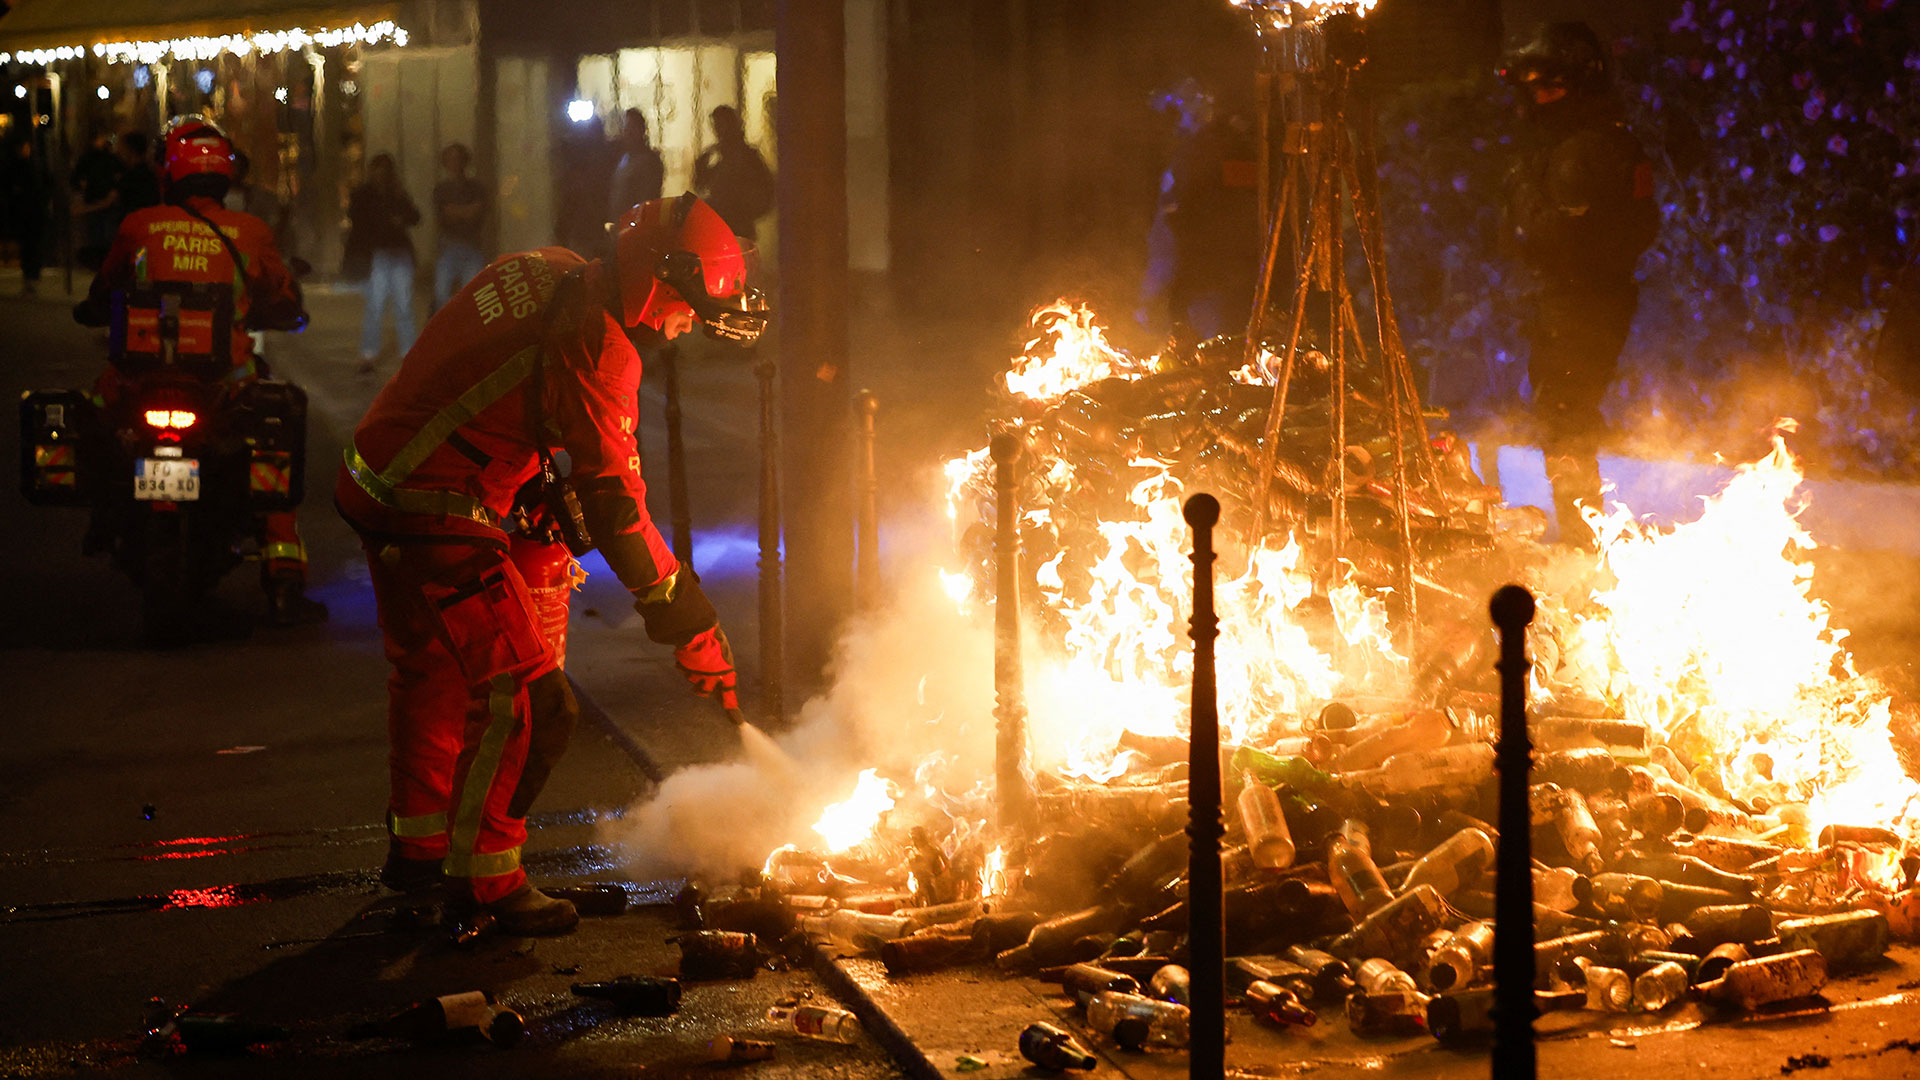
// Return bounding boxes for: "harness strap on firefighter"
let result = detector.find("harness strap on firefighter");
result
[344,448,498,525]
[342,343,544,523]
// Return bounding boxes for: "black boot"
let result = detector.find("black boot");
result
[265,578,329,627]
[380,841,445,894]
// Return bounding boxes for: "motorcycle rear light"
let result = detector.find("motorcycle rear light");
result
[143,409,197,430]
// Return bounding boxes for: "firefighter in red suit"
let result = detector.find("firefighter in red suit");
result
[77,115,324,625]
[337,194,765,934]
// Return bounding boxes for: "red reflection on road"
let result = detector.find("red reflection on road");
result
[162,886,257,910]
[138,849,249,862]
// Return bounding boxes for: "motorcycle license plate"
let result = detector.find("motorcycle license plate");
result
[134,458,201,501]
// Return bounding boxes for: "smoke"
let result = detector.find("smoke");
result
[600,499,999,883]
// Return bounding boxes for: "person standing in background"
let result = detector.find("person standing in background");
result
[1500,23,1658,547]
[4,137,50,296]
[226,150,298,359]
[112,132,161,218]
[226,151,293,253]
[69,132,121,270]
[692,105,774,245]
[608,110,664,224]
[345,153,421,374]
[433,143,489,309]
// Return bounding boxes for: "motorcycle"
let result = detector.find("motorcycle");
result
[21,283,307,644]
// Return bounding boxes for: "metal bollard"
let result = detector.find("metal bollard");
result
[756,357,784,726]
[1490,584,1538,1079]
[1184,492,1226,1079]
[855,389,880,611]
[991,431,1032,831]
[661,343,695,572]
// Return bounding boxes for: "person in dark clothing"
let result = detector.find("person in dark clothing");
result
[112,132,162,217]
[69,132,122,270]
[554,125,615,258]
[225,150,294,253]
[608,109,665,223]
[432,142,489,308]
[1501,22,1659,546]
[344,152,422,371]
[4,138,50,295]
[693,105,774,244]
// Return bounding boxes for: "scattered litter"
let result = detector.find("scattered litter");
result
[141,804,157,820]
[216,746,266,755]
[552,964,580,976]
[571,976,681,1016]
[956,1054,988,1071]
[348,990,523,1046]
[1019,1022,1097,1071]
[767,1001,860,1042]
[677,931,762,980]
[708,1035,775,1063]
[1610,1038,1637,1049]
[1782,1053,1832,1072]
[545,882,628,916]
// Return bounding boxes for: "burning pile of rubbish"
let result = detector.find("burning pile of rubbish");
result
[669,303,1920,1065]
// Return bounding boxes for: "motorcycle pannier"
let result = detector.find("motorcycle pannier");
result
[230,380,307,512]
[19,390,94,507]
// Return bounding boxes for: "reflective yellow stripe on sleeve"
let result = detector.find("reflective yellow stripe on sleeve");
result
[633,570,679,607]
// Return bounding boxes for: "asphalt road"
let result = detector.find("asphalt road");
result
[0,274,905,1079]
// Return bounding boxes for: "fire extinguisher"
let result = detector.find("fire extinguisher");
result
[510,533,581,670]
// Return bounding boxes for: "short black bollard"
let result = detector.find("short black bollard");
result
[1490,583,1538,1079]
[1184,493,1225,1079]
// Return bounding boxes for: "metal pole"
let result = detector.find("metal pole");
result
[776,0,854,684]
[855,389,880,611]
[1184,492,1225,1080]
[756,357,785,726]
[661,343,695,572]
[991,430,1031,832]
[1490,584,1538,1080]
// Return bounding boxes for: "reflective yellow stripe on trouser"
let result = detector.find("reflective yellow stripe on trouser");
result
[388,810,447,839]
[264,540,307,564]
[443,675,524,880]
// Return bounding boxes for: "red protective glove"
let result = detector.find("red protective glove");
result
[674,625,738,710]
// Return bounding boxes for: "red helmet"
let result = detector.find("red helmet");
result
[614,194,760,339]
[162,114,234,185]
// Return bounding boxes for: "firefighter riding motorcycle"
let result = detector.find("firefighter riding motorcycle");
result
[19,116,321,642]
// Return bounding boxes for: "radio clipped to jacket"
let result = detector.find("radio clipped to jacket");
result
[538,449,594,557]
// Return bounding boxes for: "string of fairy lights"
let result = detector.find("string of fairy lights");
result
[1227,0,1379,29]
[0,19,408,69]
